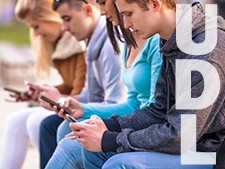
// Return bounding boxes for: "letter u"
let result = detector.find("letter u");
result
[176,4,217,55]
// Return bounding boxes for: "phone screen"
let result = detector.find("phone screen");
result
[66,114,78,123]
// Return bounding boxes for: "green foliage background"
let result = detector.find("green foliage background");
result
[0,23,30,45]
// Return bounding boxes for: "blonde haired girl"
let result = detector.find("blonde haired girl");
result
[0,0,86,168]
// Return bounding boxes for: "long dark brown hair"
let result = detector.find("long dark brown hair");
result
[106,1,137,55]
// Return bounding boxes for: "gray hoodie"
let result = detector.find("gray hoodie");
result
[102,3,225,155]
[76,16,126,104]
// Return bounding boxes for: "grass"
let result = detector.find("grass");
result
[0,23,30,45]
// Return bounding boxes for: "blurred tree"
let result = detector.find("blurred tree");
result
[0,24,30,45]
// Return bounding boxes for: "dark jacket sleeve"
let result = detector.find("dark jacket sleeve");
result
[102,65,168,152]
[102,61,225,154]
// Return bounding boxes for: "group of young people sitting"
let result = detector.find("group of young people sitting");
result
[0,0,224,169]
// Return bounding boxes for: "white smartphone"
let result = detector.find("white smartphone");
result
[66,114,79,123]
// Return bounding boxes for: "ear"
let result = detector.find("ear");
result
[84,4,93,17]
[150,0,162,12]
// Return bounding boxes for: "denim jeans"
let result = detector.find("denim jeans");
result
[45,118,87,169]
[45,137,84,169]
[40,114,64,169]
[57,118,86,143]
[82,148,214,169]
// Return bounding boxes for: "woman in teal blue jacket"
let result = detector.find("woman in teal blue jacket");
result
[45,0,162,168]
[80,34,161,119]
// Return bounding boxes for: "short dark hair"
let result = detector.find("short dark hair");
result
[53,0,87,11]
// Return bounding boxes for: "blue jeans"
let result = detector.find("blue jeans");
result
[45,137,84,169]
[40,114,64,169]
[82,149,214,169]
[45,118,87,169]
[57,118,86,143]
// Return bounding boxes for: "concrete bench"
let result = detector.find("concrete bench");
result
[0,42,36,86]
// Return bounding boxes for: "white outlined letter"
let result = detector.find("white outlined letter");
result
[176,4,217,55]
[176,59,220,110]
[181,115,216,164]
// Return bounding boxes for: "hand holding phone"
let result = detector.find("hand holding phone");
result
[4,87,32,101]
[24,80,39,91]
[66,114,79,123]
[40,96,71,114]
[25,81,62,103]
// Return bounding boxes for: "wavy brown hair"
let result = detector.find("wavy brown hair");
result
[122,0,177,10]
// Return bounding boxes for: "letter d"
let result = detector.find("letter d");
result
[176,59,220,109]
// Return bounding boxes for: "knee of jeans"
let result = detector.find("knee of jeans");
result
[26,111,43,141]
[82,148,100,165]
[57,120,70,143]
[7,108,31,124]
[56,123,64,143]
[102,154,126,169]
[26,113,39,131]
[57,137,80,155]
[5,113,24,132]
[6,113,19,127]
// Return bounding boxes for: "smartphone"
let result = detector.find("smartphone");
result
[4,87,31,98]
[40,96,71,114]
[66,114,79,123]
[4,87,21,95]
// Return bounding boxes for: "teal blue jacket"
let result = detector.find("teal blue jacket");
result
[81,34,162,119]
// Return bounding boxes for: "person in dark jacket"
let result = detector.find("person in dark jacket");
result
[68,0,224,168]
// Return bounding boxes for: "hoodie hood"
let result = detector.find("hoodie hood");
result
[85,16,107,62]
[85,16,108,62]
[52,31,86,60]
[160,2,225,57]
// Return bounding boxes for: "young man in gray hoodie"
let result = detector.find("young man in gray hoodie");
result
[68,0,225,168]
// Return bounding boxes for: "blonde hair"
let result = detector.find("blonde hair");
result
[15,0,62,78]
